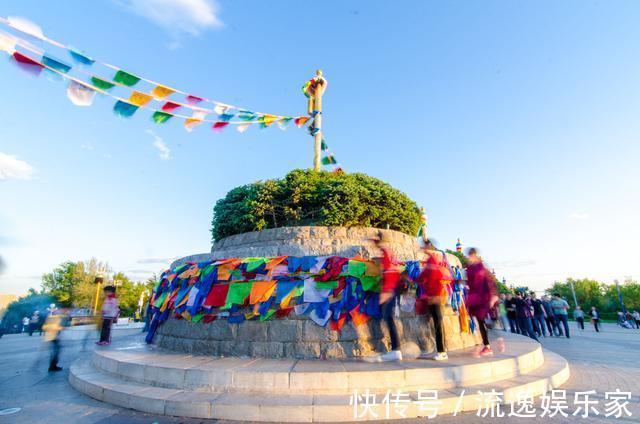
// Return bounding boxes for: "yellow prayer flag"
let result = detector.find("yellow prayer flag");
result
[151,85,175,99]
[129,91,153,106]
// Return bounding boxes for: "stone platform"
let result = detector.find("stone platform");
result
[156,308,480,359]
[69,332,569,421]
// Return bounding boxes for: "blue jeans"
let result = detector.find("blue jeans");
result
[381,296,400,351]
[555,314,570,338]
[533,314,547,336]
[516,316,539,341]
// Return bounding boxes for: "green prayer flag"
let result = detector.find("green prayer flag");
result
[113,70,140,86]
[360,276,381,292]
[315,280,339,290]
[91,76,115,90]
[321,140,328,150]
[153,292,167,308]
[191,313,205,323]
[225,282,253,306]
[322,155,337,165]
[260,309,277,321]
[348,260,366,277]
[151,111,173,124]
[245,258,266,273]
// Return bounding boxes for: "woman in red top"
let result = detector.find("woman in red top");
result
[365,238,403,362]
[465,248,499,356]
[416,250,451,360]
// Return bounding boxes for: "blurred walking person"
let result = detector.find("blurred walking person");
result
[530,293,547,337]
[42,309,67,371]
[21,316,29,333]
[574,306,585,330]
[590,306,600,332]
[97,285,119,346]
[514,291,539,341]
[551,293,570,338]
[28,311,40,336]
[465,248,501,356]
[365,239,405,362]
[504,293,519,333]
[416,249,451,361]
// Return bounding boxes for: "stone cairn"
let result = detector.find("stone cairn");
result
[158,226,480,359]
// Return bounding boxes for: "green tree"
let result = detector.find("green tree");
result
[211,169,423,241]
[1,291,55,333]
[41,259,109,308]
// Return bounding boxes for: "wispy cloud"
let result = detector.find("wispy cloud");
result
[80,142,95,151]
[137,257,175,265]
[0,152,36,181]
[116,0,222,36]
[568,212,589,220]
[146,129,171,160]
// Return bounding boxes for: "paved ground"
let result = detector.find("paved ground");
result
[0,322,638,423]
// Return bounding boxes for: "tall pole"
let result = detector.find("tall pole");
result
[615,279,626,314]
[310,70,326,171]
[569,280,579,308]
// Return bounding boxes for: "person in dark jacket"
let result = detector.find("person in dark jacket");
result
[465,248,499,356]
[514,291,539,341]
[530,293,547,337]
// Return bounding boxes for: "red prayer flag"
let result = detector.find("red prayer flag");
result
[12,52,44,75]
[203,283,230,307]
[186,95,203,104]
[161,101,181,112]
[275,307,294,318]
[212,121,229,131]
[330,314,347,332]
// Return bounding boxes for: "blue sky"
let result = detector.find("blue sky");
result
[1,1,639,295]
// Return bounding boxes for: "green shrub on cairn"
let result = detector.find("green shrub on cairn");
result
[211,169,422,241]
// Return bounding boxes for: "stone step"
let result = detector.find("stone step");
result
[69,349,569,422]
[91,334,543,394]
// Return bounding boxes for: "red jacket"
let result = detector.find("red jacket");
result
[380,247,402,293]
[417,252,452,298]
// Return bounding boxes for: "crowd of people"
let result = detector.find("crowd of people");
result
[13,286,120,372]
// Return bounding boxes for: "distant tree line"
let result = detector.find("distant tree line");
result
[1,259,156,334]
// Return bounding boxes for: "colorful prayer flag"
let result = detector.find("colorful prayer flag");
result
[184,118,203,132]
[91,76,115,90]
[151,111,173,124]
[214,104,229,115]
[218,113,234,122]
[0,32,16,54]
[129,91,153,106]
[259,114,278,129]
[113,70,140,86]
[151,85,175,99]
[212,121,229,131]
[236,123,251,133]
[161,101,181,112]
[42,55,71,74]
[68,49,94,65]
[322,155,337,165]
[113,100,139,118]
[295,116,310,127]
[11,51,43,75]
[66,80,96,106]
[186,95,203,104]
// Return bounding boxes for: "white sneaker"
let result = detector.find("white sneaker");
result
[380,350,403,362]
[433,352,448,361]
[362,354,382,363]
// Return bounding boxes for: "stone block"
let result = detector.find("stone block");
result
[293,342,321,359]
[220,340,250,357]
[309,226,329,239]
[237,321,268,342]
[328,227,347,238]
[249,341,283,358]
[337,323,358,341]
[192,339,218,356]
[302,321,338,342]
[207,320,234,340]
[267,320,299,342]
[320,342,346,359]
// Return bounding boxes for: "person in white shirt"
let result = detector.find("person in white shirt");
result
[96,286,119,346]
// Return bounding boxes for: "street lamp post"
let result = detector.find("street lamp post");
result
[615,279,626,314]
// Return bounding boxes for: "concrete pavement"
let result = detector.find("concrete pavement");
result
[0,322,639,423]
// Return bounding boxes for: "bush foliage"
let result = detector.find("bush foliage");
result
[211,169,423,241]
